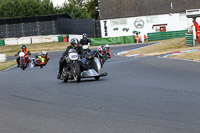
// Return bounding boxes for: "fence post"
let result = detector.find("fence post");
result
[5,24,8,38]
[21,23,24,37]
[193,26,196,46]
[52,20,56,34]
[36,22,40,35]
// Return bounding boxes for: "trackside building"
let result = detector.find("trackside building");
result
[99,0,200,41]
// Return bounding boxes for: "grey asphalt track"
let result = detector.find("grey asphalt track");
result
[1,44,200,133]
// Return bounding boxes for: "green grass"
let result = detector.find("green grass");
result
[122,37,200,57]
[170,50,200,61]
[0,42,70,56]
[0,60,16,71]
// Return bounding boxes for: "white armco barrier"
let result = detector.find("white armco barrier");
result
[0,54,7,62]
[5,38,18,46]
[18,37,31,45]
[68,35,82,42]
[31,36,43,44]
[50,35,59,42]
[42,36,54,43]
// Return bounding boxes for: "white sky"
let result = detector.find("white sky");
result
[51,0,68,7]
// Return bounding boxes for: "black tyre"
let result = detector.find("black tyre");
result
[40,66,43,69]
[64,77,68,82]
[62,68,68,83]
[94,76,100,80]
[21,59,25,70]
[73,63,81,83]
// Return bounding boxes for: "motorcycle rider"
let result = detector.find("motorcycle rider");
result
[57,38,84,79]
[80,33,93,46]
[104,44,111,58]
[15,45,31,67]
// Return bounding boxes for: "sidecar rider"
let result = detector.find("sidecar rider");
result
[97,46,107,66]
[80,33,93,46]
[34,51,49,67]
[57,38,84,79]
[15,45,31,67]
[104,44,111,58]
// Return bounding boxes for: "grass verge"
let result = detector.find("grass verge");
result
[122,37,200,58]
[0,42,70,56]
[0,60,16,71]
[170,51,200,61]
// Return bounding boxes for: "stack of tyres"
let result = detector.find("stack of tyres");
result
[58,36,64,42]
[64,36,68,42]
[0,40,5,46]
[185,33,193,46]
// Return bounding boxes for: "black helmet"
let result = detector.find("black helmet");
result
[71,38,79,47]
[83,33,88,39]
[21,45,26,49]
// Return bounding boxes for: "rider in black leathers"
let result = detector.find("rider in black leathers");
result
[80,33,93,46]
[57,38,84,79]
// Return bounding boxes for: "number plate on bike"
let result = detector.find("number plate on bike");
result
[69,53,78,60]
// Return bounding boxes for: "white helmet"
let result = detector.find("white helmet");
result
[105,44,110,48]
[42,51,48,55]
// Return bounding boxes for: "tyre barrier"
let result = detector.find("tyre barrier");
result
[0,54,7,62]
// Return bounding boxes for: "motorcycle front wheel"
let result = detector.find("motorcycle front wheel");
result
[21,59,26,70]
[72,63,81,83]
[62,68,68,82]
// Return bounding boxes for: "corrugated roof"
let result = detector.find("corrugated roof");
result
[100,0,200,19]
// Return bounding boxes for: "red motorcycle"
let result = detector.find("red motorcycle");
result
[18,52,30,70]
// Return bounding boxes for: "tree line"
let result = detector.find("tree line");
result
[0,0,99,19]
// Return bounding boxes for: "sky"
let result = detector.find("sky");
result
[51,0,68,7]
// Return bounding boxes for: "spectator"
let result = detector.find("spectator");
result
[144,35,148,43]
[192,17,200,43]
[135,33,140,43]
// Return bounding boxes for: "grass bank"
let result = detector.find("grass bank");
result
[0,42,70,56]
[122,38,200,59]
[0,60,16,71]
[170,50,200,61]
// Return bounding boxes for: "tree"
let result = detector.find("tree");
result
[57,0,90,19]
[0,0,55,18]
[85,0,99,20]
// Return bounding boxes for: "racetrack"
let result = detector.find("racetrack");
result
[1,44,200,133]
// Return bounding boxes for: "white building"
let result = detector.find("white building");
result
[99,0,200,40]
[101,13,198,41]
